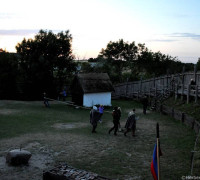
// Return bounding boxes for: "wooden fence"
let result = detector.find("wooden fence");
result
[112,70,200,134]
[112,71,200,103]
[160,105,200,134]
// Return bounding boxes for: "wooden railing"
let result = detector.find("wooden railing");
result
[112,72,200,103]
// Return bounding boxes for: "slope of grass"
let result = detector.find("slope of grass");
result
[164,96,200,123]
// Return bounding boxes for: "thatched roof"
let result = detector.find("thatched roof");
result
[75,73,114,93]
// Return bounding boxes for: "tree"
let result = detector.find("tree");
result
[16,29,76,99]
[0,50,18,99]
[98,39,138,83]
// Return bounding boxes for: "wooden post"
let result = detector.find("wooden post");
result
[149,87,151,98]
[195,85,198,103]
[175,84,178,100]
[181,69,185,101]
[181,66,185,100]
[156,123,160,180]
[155,83,157,98]
[181,83,184,101]
[194,64,197,83]
[166,71,169,89]
[181,113,185,123]
[172,108,174,118]
[126,78,129,98]
[140,77,143,95]
[187,84,191,104]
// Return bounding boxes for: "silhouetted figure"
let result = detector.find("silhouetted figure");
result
[43,92,50,107]
[124,109,136,137]
[90,106,100,133]
[190,79,196,90]
[109,107,121,135]
[141,96,148,114]
[117,107,122,131]
[62,89,67,101]
[98,105,104,123]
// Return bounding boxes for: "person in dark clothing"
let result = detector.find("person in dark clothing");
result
[43,92,50,107]
[90,106,100,133]
[124,108,136,137]
[108,107,121,135]
[141,96,148,114]
[62,89,67,101]
[190,79,196,90]
[117,107,122,131]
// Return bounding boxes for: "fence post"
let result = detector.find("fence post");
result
[195,85,198,103]
[181,112,185,123]
[181,84,184,101]
[126,78,129,98]
[172,108,174,118]
[149,86,151,98]
[155,83,157,98]
[181,66,185,101]
[140,77,142,96]
[175,84,178,100]
[187,84,191,104]
[194,64,197,83]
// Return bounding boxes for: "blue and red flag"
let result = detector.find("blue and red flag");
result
[151,144,158,180]
[151,142,162,180]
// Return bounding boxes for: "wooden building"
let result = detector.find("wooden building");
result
[71,73,114,107]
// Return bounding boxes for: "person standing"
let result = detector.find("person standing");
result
[43,92,50,107]
[141,96,148,114]
[62,89,67,101]
[108,107,120,135]
[98,105,104,123]
[124,108,136,137]
[90,106,100,133]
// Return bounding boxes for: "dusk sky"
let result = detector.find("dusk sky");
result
[0,0,200,63]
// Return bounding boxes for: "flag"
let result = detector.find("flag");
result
[151,144,158,180]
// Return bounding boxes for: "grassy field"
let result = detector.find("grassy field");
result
[0,99,197,180]
[164,96,200,123]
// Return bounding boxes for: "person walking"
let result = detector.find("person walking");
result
[98,105,104,123]
[43,92,50,107]
[117,107,122,131]
[124,108,137,137]
[90,106,100,133]
[108,107,121,135]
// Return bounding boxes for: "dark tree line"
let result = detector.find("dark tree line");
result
[82,39,194,84]
[0,51,18,99]
[0,30,77,100]
[0,35,196,99]
[15,30,76,99]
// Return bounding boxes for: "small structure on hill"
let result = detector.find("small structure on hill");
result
[71,73,114,107]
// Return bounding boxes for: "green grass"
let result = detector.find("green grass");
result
[0,99,198,179]
[164,96,200,122]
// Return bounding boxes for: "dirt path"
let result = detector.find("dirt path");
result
[0,104,196,180]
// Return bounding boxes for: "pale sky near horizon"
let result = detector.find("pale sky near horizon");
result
[0,0,200,63]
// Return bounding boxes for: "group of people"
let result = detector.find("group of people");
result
[90,105,138,137]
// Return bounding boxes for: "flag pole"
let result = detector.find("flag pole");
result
[156,123,160,180]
